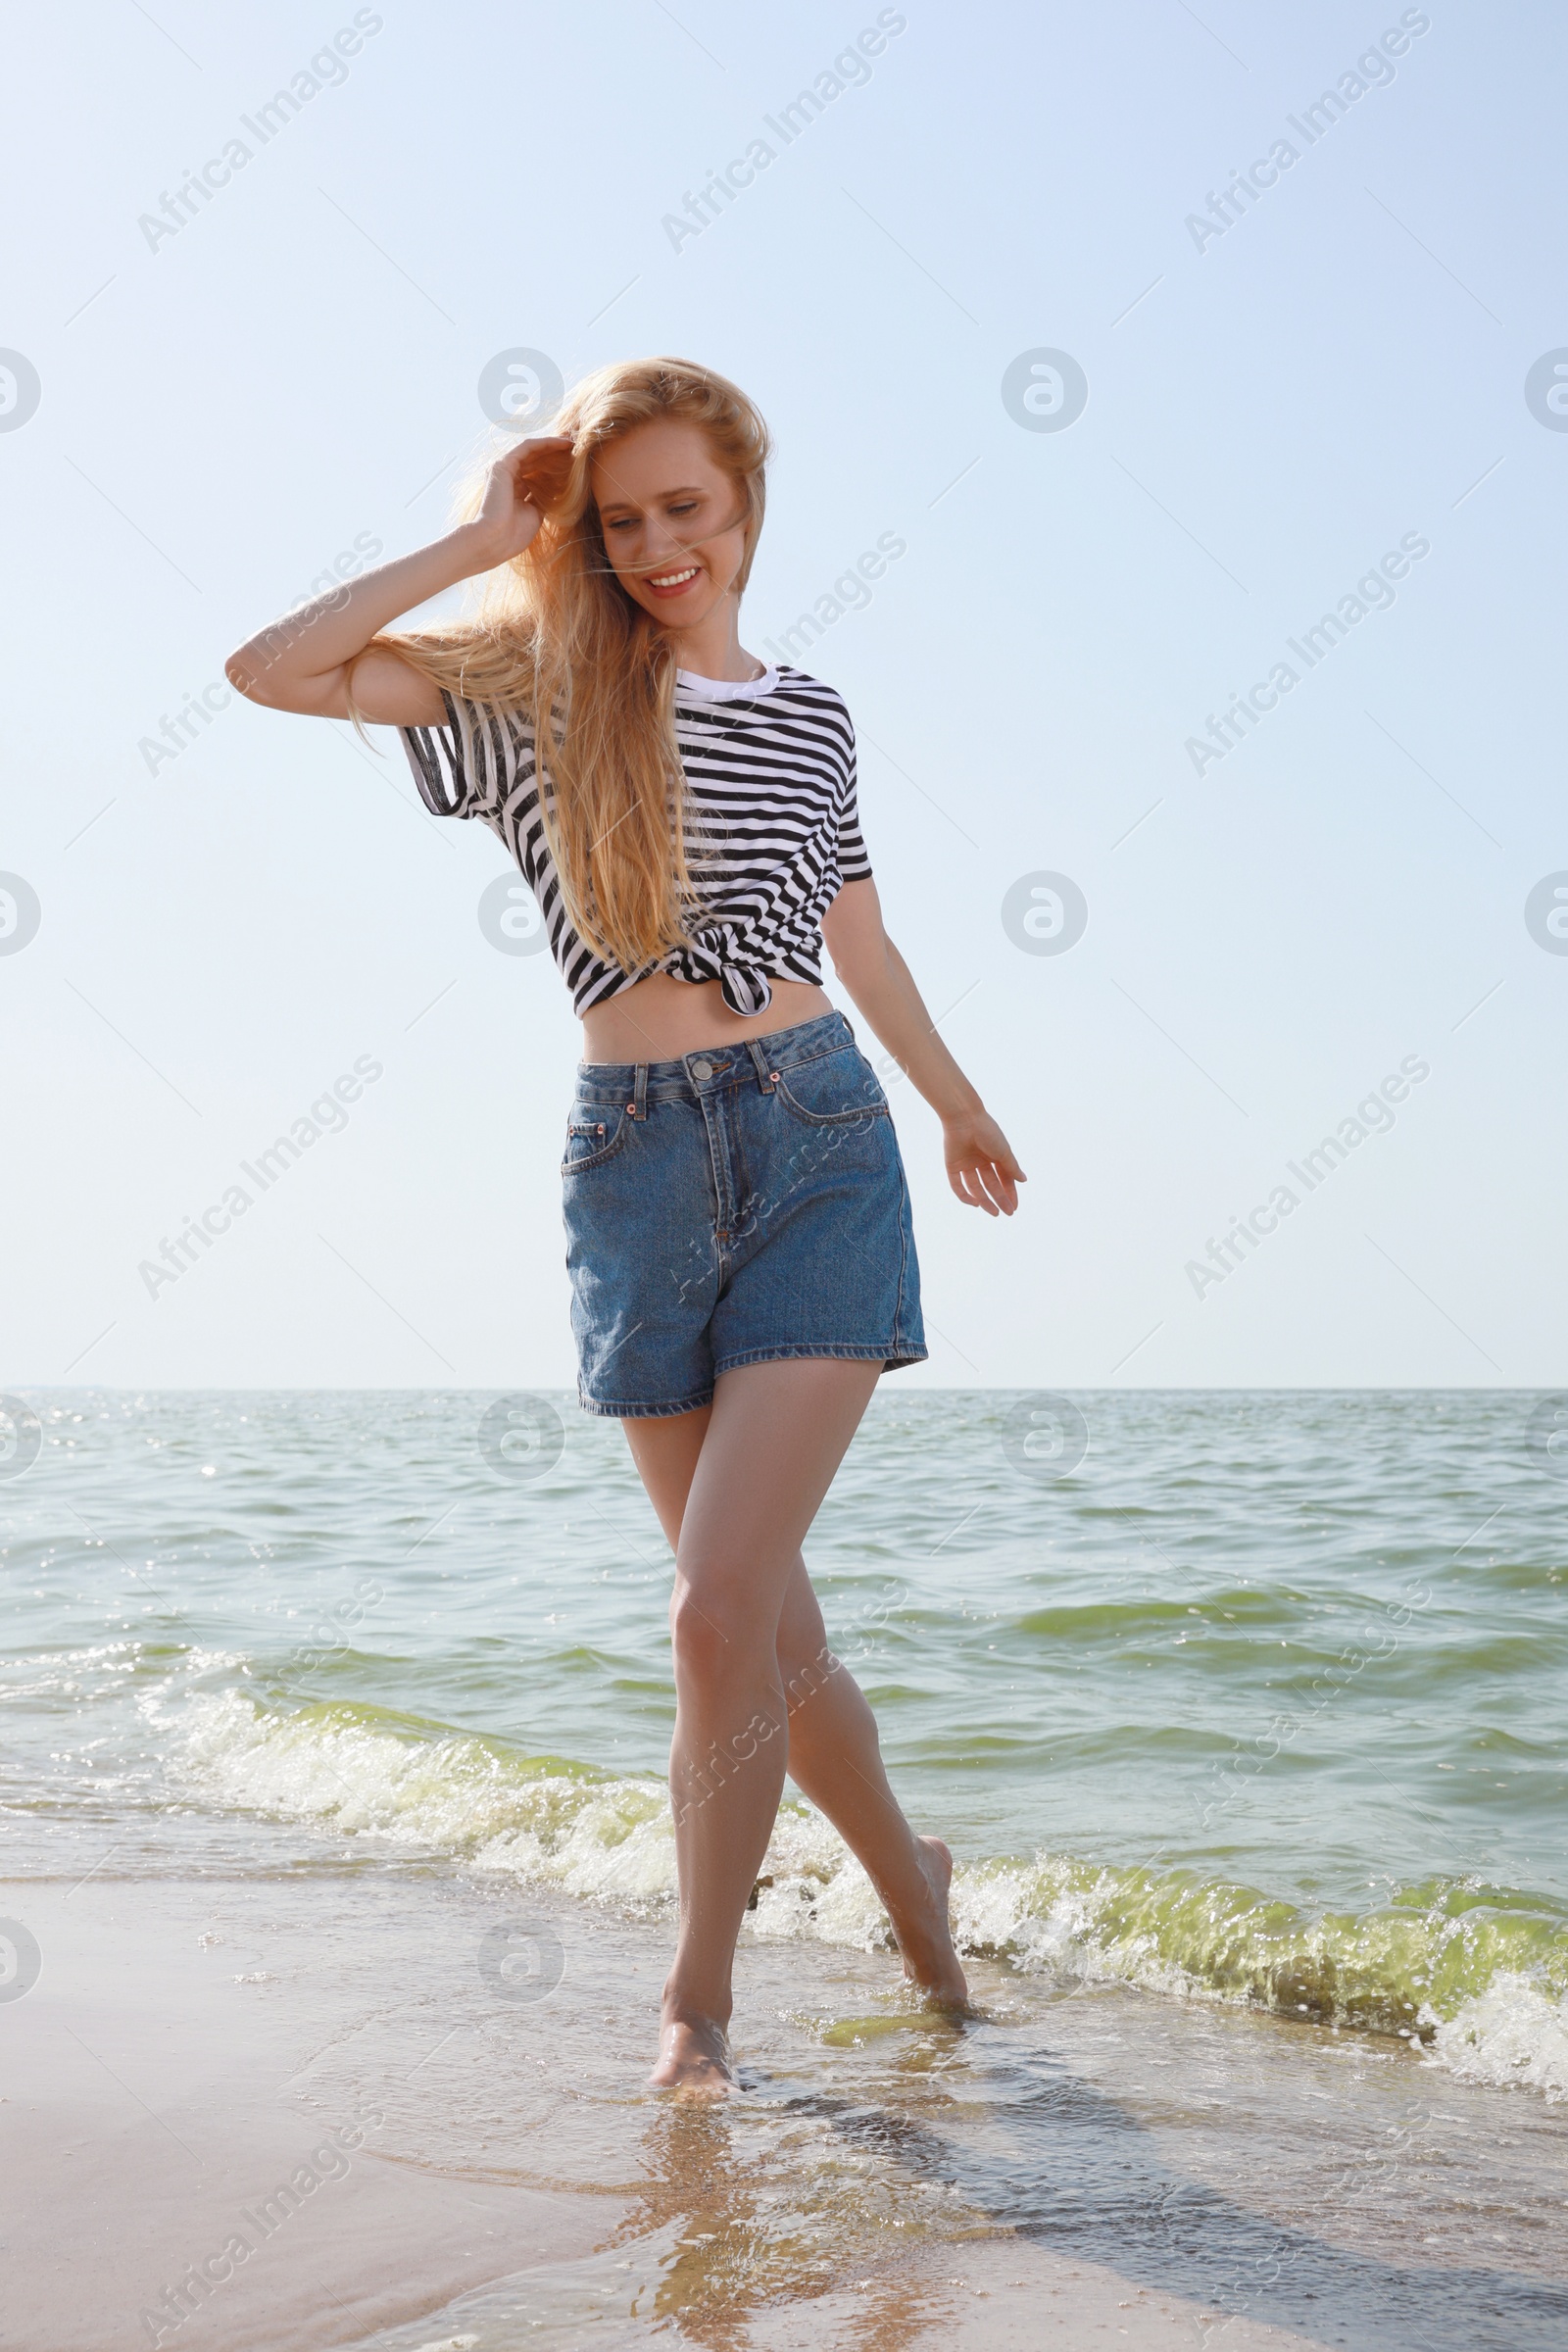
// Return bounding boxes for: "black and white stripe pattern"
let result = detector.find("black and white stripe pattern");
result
[399,665,872,1017]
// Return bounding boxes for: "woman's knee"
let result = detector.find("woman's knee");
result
[668,1576,774,1689]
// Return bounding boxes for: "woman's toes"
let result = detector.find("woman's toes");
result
[649,2015,735,2095]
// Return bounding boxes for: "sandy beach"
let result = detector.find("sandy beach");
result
[9,1860,1563,2352]
[3,1874,614,2352]
[5,1872,1338,2352]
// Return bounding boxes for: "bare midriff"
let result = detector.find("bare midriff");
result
[579,972,834,1066]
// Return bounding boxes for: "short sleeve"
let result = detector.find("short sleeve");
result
[837,732,873,882]
[399,689,533,826]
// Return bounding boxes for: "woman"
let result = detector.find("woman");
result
[227,358,1024,2095]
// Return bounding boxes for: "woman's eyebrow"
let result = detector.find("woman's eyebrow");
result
[596,484,710,514]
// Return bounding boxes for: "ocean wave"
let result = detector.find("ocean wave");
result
[171,1690,682,1905]
[167,1690,1568,2099]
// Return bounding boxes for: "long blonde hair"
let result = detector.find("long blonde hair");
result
[371,357,770,973]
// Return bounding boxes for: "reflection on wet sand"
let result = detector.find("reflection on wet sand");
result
[280,1888,1567,2352]
[609,2077,970,2350]
[584,1979,1568,2352]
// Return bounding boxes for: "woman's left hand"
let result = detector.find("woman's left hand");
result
[943,1110,1026,1216]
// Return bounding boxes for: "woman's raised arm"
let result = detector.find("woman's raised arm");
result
[223,435,573,724]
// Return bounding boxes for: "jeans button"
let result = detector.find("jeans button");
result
[691,1057,712,1081]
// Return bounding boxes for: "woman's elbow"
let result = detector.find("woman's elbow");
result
[224,645,270,705]
[224,639,324,711]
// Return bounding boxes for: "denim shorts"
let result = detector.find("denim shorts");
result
[561,1010,926,1417]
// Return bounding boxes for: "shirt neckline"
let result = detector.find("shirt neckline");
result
[675,664,781,703]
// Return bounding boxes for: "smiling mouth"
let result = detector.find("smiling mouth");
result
[644,564,703,596]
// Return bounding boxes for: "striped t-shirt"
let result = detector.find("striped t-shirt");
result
[399,663,872,1017]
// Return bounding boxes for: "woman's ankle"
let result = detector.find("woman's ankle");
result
[661,1982,733,2035]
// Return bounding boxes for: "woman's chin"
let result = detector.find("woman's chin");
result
[642,591,713,625]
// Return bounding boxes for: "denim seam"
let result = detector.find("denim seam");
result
[560,1118,630,1177]
[772,1082,891,1132]
[571,1014,854,1099]
[711,1343,921,1375]
[577,1348,931,1416]
[696,1090,733,1254]
[891,1140,915,1350]
[576,1383,715,1419]
[772,1037,857,1075]
[572,1066,846,1107]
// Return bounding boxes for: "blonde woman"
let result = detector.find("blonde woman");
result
[227,359,1024,2094]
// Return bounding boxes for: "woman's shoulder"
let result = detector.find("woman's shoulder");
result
[767,665,857,754]
[769,662,843,699]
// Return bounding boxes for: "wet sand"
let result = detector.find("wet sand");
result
[5,1868,1562,2351]
[3,1874,617,2352]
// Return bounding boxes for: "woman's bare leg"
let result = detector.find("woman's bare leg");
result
[626,1357,879,2089]
[772,1558,967,2004]
[623,1368,965,2092]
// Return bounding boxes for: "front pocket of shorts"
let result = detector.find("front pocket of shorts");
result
[774,1050,891,1129]
[561,1105,629,1176]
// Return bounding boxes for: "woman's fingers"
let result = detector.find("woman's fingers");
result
[993,1156,1024,1212]
[945,1113,1026,1215]
[950,1162,998,1215]
[505,432,573,470]
[510,435,574,503]
[483,437,571,517]
[471,437,576,561]
[948,1154,1022,1215]
[981,1164,1014,1215]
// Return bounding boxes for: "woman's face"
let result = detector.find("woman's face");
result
[590,419,750,629]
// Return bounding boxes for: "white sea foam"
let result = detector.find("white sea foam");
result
[164,1691,1568,2098]
[172,1690,881,1922]
[172,1690,674,1898]
[1425,1973,1568,2101]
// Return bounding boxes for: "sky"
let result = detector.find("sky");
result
[3,0,1565,1393]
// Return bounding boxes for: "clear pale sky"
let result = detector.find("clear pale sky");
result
[3,0,1563,1391]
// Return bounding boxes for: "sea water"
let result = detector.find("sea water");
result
[5,1387,1567,2344]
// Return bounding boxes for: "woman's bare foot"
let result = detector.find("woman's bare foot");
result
[886,1836,969,2008]
[649,2010,736,2096]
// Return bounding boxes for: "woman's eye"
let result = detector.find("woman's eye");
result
[668,502,699,517]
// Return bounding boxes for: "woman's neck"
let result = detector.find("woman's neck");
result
[662,600,763,683]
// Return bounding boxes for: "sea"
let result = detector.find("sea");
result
[5,1386,1567,2347]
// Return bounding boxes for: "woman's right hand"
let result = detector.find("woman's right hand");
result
[225,432,579,723]
[471,434,576,565]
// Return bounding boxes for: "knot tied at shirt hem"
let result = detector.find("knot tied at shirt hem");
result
[665,939,775,1018]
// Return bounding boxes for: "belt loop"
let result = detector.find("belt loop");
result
[629,1062,648,1120]
[746,1040,777,1093]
